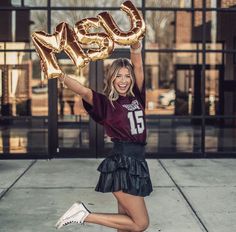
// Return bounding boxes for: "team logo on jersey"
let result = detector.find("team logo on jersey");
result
[122,100,140,111]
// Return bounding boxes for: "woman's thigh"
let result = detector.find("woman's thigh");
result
[118,201,127,214]
[113,191,149,229]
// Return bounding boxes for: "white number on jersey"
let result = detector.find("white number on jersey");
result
[127,110,145,135]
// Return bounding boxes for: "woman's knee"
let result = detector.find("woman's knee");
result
[133,218,149,232]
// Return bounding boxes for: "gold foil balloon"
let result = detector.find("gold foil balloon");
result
[32,0,145,79]
[98,0,146,45]
[32,22,89,79]
[32,23,65,79]
[63,23,90,68]
[74,17,114,61]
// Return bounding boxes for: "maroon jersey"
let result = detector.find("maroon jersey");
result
[82,82,146,144]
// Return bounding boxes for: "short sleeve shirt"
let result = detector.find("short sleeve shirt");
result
[82,82,146,144]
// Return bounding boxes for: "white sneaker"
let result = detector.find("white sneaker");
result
[55,201,90,229]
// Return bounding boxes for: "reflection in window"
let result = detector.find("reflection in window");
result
[145,52,175,115]
[145,51,225,116]
[24,0,47,6]
[146,0,192,8]
[205,70,219,116]
[212,0,236,8]
[205,118,236,152]
[11,0,47,6]
[0,52,49,116]
[51,8,134,50]
[59,128,89,148]
[0,70,2,98]
[51,0,141,7]
[146,118,201,153]
[57,59,89,120]
[146,11,175,49]
[30,10,47,49]
[0,118,48,154]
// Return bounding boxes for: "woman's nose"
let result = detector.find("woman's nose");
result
[120,76,126,82]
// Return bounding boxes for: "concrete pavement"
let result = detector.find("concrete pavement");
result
[0,158,235,232]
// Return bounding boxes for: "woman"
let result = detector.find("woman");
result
[54,40,153,232]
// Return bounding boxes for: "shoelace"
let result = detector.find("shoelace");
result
[62,220,84,226]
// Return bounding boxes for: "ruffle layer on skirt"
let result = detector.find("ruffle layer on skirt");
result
[95,154,153,197]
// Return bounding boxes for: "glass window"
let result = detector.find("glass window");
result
[0,9,32,43]
[30,10,47,49]
[57,59,89,120]
[146,0,192,8]
[58,128,89,148]
[224,91,236,116]
[31,53,48,116]
[4,0,44,7]
[192,11,203,43]
[51,9,135,35]
[146,118,202,153]
[205,69,220,116]
[205,52,223,65]
[145,11,175,49]
[57,58,90,149]
[0,52,48,116]
[51,10,99,30]
[193,0,204,8]
[203,53,236,116]
[216,1,236,8]
[11,0,21,6]
[216,11,236,50]
[145,52,207,115]
[145,10,204,50]
[205,118,236,152]
[223,53,236,81]
[0,118,48,154]
[24,0,47,6]
[51,0,141,7]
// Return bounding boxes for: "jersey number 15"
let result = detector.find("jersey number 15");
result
[127,110,145,135]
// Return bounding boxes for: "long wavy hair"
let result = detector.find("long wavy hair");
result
[104,58,135,106]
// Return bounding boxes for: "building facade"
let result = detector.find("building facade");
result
[0,0,235,159]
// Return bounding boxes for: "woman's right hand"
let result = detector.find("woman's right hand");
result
[40,60,47,76]
[40,60,64,81]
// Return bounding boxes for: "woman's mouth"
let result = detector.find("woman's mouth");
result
[118,84,128,90]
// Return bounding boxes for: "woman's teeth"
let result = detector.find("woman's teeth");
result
[119,84,127,88]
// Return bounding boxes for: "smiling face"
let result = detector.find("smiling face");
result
[113,67,132,96]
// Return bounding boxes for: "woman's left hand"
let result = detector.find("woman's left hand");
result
[131,40,142,49]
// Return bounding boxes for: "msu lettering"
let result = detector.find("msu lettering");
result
[122,100,140,111]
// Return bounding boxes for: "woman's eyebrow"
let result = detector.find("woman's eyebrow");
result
[116,73,130,76]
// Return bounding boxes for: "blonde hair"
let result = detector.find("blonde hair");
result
[104,58,135,106]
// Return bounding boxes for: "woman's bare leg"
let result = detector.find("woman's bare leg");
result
[117,201,130,232]
[84,191,149,232]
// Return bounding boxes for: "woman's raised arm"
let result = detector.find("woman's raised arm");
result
[59,73,93,105]
[130,41,144,92]
[41,61,93,105]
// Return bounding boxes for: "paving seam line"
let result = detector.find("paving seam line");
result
[158,160,209,232]
[0,160,37,200]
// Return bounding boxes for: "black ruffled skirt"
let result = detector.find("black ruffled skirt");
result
[95,141,153,197]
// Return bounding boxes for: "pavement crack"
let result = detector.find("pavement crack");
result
[158,160,209,232]
[0,160,37,201]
